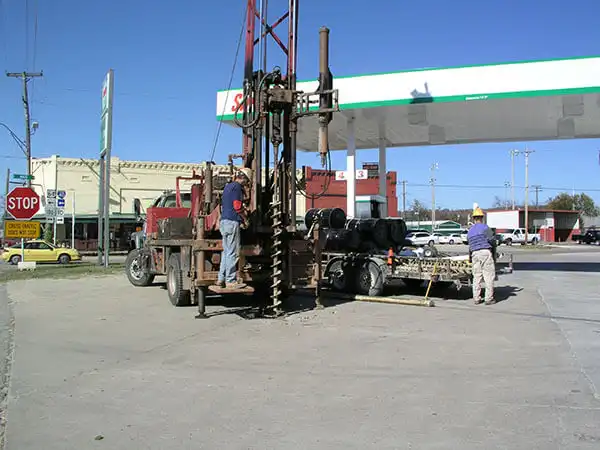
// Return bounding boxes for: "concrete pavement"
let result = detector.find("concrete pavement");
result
[2,251,600,449]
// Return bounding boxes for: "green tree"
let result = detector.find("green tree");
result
[545,193,599,217]
[409,199,430,220]
[43,224,53,242]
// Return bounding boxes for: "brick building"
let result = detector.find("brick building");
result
[302,166,398,217]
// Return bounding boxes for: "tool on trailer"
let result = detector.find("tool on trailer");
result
[424,262,439,302]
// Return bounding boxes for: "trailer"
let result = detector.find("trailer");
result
[321,250,513,297]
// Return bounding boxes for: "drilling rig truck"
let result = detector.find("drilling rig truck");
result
[124,0,513,317]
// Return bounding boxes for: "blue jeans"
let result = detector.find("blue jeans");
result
[218,219,241,283]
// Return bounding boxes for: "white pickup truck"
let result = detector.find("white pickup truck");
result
[499,228,540,245]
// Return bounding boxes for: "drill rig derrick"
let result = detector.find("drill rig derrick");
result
[232,0,339,314]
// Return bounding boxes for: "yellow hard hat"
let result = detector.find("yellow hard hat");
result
[472,203,484,217]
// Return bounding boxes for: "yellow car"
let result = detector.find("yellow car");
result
[1,239,81,265]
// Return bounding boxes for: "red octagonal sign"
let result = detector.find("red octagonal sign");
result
[6,187,41,221]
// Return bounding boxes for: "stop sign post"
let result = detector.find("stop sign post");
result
[6,187,41,221]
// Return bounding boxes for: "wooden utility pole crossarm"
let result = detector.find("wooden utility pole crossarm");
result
[6,71,44,187]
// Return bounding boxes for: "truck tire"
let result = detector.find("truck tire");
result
[166,253,191,307]
[125,249,155,287]
[355,259,385,297]
[324,257,349,292]
[505,238,513,246]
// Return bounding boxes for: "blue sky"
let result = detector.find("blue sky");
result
[1,0,600,211]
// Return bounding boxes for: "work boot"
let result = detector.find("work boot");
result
[226,281,247,290]
[485,299,497,305]
[215,280,225,288]
[474,299,484,305]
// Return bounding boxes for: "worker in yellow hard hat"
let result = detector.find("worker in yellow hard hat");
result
[467,203,496,305]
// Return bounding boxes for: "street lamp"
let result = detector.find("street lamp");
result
[0,122,27,154]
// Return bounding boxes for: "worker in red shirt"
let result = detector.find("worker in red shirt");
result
[216,168,252,289]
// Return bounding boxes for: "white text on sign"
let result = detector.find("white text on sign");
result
[8,196,39,210]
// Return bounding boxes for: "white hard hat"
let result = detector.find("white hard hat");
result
[238,168,253,181]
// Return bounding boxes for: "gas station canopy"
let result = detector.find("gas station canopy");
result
[216,55,600,217]
[216,55,600,151]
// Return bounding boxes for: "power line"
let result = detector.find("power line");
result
[209,1,247,162]
[399,182,600,192]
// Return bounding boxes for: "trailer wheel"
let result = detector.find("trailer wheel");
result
[125,249,155,287]
[356,259,385,297]
[423,246,438,258]
[324,258,349,292]
[166,253,191,307]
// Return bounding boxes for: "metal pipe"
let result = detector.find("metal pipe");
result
[195,217,208,319]
[297,289,435,307]
[97,157,105,265]
[71,191,76,249]
[317,26,330,164]
[204,163,213,213]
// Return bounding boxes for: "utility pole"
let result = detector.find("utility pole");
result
[6,72,43,187]
[430,163,438,231]
[535,185,541,208]
[510,149,520,210]
[523,148,535,244]
[3,168,9,220]
[401,180,407,219]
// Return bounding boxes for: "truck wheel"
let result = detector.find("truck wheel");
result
[355,259,385,297]
[324,258,349,292]
[505,238,513,246]
[423,246,438,258]
[125,249,155,287]
[10,255,21,265]
[166,253,191,307]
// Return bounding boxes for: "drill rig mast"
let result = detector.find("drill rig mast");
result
[123,0,338,318]
[232,0,339,312]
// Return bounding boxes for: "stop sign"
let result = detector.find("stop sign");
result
[6,187,41,221]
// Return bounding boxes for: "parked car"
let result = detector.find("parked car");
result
[572,229,600,245]
[439,233,463,244]
[498,228,540,245]
[405,232,436,246]
[1,239,81,265]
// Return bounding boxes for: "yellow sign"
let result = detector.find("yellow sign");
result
[4,221,41,239]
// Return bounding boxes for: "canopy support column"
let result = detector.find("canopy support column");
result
[346,116,356,218]
[378,132,387,216]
